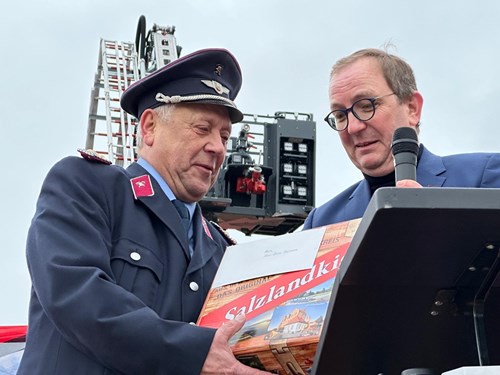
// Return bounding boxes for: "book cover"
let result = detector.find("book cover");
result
[198,218,361,374]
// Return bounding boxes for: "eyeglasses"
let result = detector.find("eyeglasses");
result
[324,93,396,131]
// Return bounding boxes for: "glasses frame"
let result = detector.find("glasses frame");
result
[324,93,396,131]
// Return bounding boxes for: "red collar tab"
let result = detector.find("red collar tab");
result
[130,175,155,199]
[202,218,213,240]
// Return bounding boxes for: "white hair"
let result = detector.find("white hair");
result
[136,104,175,150]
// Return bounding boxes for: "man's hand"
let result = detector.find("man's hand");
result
[396,179,422,188]
[200,313,275,375]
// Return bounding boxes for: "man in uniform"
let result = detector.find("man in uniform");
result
[19,48,272,375]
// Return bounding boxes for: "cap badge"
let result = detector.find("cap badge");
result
[201,80,229,95]
[130,175,155,199]
[214,64,224,76]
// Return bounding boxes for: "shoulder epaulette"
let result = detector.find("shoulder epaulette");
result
[210,220,237,246]
[77,148,112,165]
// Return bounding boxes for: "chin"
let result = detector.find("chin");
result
[361,164,394,177]
[188,185,211,201]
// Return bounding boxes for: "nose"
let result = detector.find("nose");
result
[346,112,367,134]
[204,133,227,156]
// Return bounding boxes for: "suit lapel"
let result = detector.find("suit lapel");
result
[126,163,191,259]
[417,145,447,187]
[346,180,372,219]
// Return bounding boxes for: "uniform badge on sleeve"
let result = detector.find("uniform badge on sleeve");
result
[77,148,112,165]
[130,175,155,199]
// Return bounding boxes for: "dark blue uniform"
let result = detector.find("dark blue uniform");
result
[18,157,231,374]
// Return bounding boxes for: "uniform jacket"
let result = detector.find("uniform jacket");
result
[304,145,500,228]
[18,157,232,375]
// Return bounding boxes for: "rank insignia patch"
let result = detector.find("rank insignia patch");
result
[130,175,155,199]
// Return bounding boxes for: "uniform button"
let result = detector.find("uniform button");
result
[189,282,199,291]
[189,322,196,325]
[130,251,141,261]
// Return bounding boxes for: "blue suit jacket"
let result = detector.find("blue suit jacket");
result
[18,157,231,375]
[304,146,500,228]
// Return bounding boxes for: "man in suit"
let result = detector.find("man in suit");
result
[19,48,272,375]
[304,48,500,228]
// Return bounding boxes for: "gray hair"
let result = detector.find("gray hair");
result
[330,48,418,103]
[136,104,175,150]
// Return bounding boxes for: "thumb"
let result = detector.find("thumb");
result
[218,313,246,341]
[396,179,422,188]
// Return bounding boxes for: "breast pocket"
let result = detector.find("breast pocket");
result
[111,238,164,307]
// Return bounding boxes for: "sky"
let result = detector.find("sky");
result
[1,0,500,325]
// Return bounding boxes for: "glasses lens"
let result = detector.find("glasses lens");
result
[352,99,375,121]
[328,110,348,131]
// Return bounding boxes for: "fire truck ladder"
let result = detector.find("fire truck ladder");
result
[86,39,140,167]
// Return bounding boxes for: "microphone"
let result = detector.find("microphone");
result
[391,127,419,182]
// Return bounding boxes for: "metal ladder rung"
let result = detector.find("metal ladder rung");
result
[88,114,107,121]
[92,132,136,138]
[111,143,136,149]
[103,73,135,80]
[89,116,135,124]
[95,97,120,102]
[106,62,135,68]
[104,41,134,49]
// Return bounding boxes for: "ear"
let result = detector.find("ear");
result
[407,91,424,127]
[139,109,157,147]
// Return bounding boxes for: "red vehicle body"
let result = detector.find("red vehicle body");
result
[0,326,27,375]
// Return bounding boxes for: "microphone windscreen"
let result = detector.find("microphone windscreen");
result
[392,127,419,155]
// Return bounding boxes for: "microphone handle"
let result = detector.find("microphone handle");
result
[394,152,417,181]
